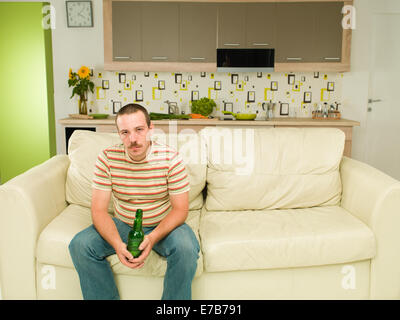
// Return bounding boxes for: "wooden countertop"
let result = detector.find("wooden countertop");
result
[59,117,360,127]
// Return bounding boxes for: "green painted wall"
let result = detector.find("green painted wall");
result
[0,2,56,184]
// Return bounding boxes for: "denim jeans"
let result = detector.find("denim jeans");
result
[68,217,200,300]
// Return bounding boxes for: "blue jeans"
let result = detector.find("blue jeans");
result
[68,217,200,300]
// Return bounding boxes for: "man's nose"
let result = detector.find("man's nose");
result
[129,131,139,142]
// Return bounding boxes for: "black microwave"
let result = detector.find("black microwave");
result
[217,48,275,72]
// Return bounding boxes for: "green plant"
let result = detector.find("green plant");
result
[191,97,216,116]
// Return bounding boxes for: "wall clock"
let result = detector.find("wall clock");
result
[66,1,93,28]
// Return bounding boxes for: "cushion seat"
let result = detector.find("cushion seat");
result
[199,206,376,272]
[36,204,203,277]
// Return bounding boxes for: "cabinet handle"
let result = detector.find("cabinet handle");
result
[152,56,168,60]
[253,43,269,46]
[190,57,205,60]
[224,43,240,46]
[114,56,132,60]
[286,57,302,61]
[368,99,382,103]
[324,57,340,61]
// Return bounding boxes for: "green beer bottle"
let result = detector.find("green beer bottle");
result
[127,209,144,258]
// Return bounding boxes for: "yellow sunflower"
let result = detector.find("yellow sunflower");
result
[68,68,74,80]
[78,66,90,79]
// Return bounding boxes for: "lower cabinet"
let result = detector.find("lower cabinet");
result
[64,127,96,154]
[59,120,358,158]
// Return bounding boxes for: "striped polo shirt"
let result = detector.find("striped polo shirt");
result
[92,140,190,227]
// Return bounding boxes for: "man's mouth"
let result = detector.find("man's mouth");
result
[130,145,141,151]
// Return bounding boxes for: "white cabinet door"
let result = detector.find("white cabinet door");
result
[365,12,400,180]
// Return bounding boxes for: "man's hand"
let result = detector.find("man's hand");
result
[115,241,145,269]
[126,234,154,267]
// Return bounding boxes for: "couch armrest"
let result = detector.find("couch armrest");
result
[0,155,70,299]
[340,156,400,299]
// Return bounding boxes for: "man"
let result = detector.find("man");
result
[68,103,200,300]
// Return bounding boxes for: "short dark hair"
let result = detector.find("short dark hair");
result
[115,103,151,128]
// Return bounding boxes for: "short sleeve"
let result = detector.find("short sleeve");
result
[167,152,190,195]
[92,150,112,191]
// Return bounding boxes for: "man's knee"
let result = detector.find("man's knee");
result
[68,227,96,258]
[173,226,200,259]
[68,232,85,258]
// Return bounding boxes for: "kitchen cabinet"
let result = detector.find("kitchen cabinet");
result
[276,2,343,63]
[217,3,246,48]
[276,3,315,63]
[217,3,276,49]
[274,0,351,72]
[245,3,276,49]
[179,3,217,62]
[313,2,343,62]
[111,1,141,62]
[59,117,360,158]
[103,0,352,72]
[141,2,179,62]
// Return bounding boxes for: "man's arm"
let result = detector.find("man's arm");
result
[131,191,189,264]
[91,188,143,269]
[149,191,189,244]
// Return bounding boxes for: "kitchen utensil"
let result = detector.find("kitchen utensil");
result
[222,111,256,120]
[150,112,190,120]
[91,114,109,119]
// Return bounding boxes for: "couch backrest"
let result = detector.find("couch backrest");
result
[66,130,207,213]
[200,127,345,211]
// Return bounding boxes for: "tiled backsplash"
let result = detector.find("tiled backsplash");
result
[86,70,342,118]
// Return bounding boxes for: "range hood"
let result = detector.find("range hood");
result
[217,48,275,72]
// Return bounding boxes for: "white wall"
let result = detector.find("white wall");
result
[50,0,104,154]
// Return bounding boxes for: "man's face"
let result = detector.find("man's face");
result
[116,111,153,161]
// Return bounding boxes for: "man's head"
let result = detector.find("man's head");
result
[116,104,153,161]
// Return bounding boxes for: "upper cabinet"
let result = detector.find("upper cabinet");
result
[179,3,217,62]
[274,1,350,71]
[276,2,343,63]
[141,2,179,62]
[276,3,315,63]
[217,3,276,49]
[111,1,141,62]
[104,0,352,72]
[245,3,276,49]
[313,2,344,63]
[217,3,246,48]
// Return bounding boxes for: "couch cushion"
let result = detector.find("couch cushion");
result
[66,130,206,212]
[200,127,345,210]
[36,204,203,277]
[199,206,376,272]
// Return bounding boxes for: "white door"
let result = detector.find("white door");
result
[366,12,400,180]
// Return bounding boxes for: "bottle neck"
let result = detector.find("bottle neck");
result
[133,210,143,231]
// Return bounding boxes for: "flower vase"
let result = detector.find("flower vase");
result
[78,96,88,115]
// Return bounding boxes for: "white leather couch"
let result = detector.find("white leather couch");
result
[1,127,400,300]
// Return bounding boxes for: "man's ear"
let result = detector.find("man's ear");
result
[146,122,154,141]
